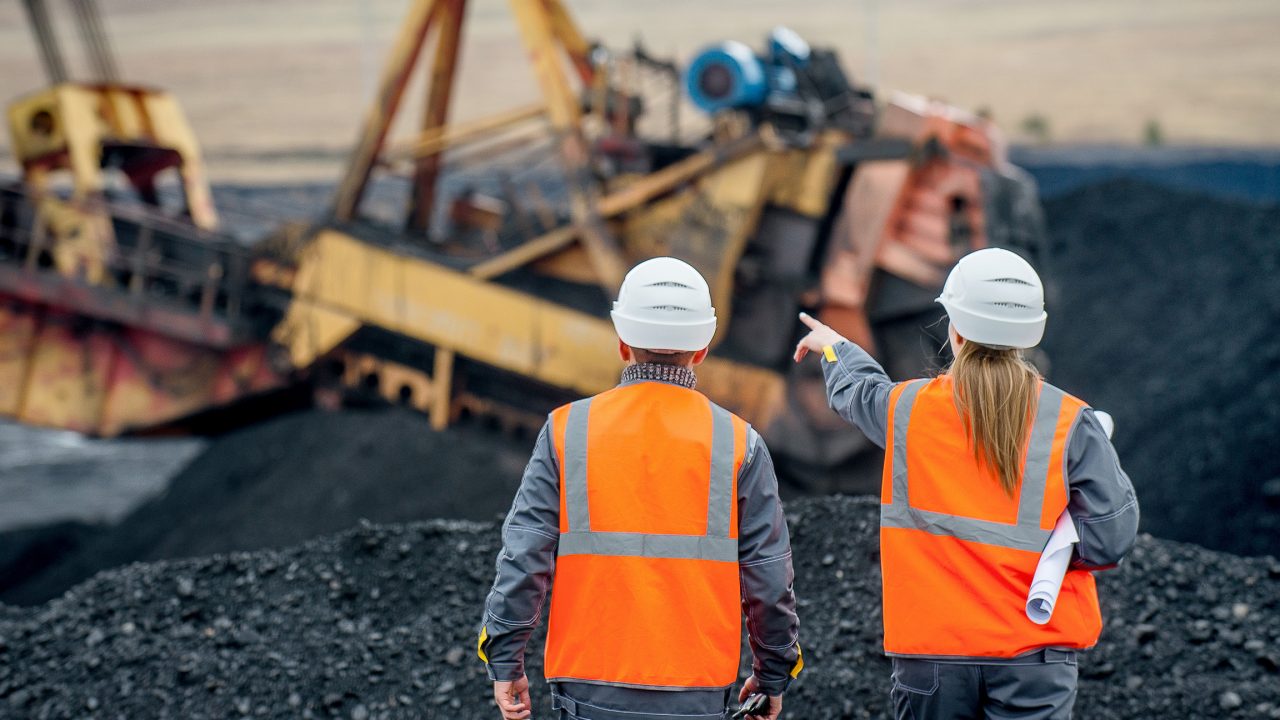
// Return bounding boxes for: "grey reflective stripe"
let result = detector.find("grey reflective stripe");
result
[558,531,738,562]
[881,505,1049,551]
[881,380,1064,553]
[888,380,928,508]
[1017,385,1065,527]
[564,398,592,532]
[558,395,737,562]
[706,403,735,538]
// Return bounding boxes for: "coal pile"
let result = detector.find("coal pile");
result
[2,497,1277,719]
[1,409,529,606]
[1041,179,1280,556]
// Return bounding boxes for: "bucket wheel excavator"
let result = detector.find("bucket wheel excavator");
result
[0,0,1047,492]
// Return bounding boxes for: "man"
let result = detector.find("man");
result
[478,257,802,720]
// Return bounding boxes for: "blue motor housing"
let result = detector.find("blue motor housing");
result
[685,28,813,115]
[685,41,768,113]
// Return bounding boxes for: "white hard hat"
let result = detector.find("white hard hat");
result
[936,248,1047,349]
[611,257,717,352]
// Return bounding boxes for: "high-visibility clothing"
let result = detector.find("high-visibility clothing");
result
[544,381,748,689]
[880,375,1102,658]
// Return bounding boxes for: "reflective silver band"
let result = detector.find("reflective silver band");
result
[888,379,928,508]
[558,394,738,561]
[558,531,738,563]
[881,379,1065,552]
[1016,384,1065,528]
[880,504,1049,552]
[564,398,592,532]
[706,404,735,539]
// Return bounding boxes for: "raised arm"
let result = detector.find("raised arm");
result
[795,312,897,448]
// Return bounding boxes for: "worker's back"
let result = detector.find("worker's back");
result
[545,380,749,688]
[879,375,1102,658]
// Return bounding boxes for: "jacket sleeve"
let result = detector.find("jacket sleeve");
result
[1066,408,1140,570]
[738,429,802,696]
[478,419,560,681]
[819,340,897,448]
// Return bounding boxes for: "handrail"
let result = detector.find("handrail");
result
[0,189,255,323]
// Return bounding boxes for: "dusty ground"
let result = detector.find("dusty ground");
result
[2,0,1280,182]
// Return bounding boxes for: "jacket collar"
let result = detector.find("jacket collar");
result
[619,362,697,390]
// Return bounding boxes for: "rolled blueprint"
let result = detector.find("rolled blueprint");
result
[1026,511,1079,625]
[1095,411,1115,439]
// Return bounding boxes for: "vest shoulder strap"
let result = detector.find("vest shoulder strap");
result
[558,392,739,562]
[882,379,1069,552]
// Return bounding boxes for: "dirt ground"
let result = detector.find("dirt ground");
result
[2,0,1280,182]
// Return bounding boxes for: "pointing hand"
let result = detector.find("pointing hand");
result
[793,312,848,363]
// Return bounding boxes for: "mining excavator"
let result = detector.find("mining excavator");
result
[0,0,1046,491]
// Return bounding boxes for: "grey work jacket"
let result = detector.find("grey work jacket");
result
[479,378,801,717]
[820,340,1140,571]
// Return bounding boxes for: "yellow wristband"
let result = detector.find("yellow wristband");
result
[822,345,837,362]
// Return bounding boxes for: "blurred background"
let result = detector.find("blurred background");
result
[0,0,1277,608]
[3,0,1280,182]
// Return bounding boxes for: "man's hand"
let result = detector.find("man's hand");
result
[493,675,531,720]
[793,312,848,363]
[737,676,783,720]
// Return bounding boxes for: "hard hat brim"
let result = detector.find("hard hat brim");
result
[936,297,1046,350]
[611,311,717,352]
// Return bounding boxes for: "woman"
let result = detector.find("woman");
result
[794,248,1138,720]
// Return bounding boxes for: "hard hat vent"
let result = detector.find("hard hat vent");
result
[934,248,1047,350]
[611,257,718,352]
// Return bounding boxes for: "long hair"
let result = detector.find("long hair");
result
[949,340,1041,496]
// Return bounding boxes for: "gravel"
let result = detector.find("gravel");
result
[1,496,1277,719]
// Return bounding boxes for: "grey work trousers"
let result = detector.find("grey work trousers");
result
[889,649,1078,720]
[551,683,732,720]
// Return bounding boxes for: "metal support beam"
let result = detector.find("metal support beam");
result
[408,0,468,234]
[430,348,454,430]
[21,0,68,84]
[69,0,120,83]
[544,0,595,86]
[331,0,442,222]
[467,224,577,280]
[391,104,546,161]
[509,0,626,294]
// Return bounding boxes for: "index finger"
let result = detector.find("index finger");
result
[798,312,823,331]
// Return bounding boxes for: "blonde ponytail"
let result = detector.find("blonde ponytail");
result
[950,341,1041,496]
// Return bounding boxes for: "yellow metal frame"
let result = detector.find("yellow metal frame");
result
[7,83,217,229]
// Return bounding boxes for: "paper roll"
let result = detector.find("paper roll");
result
[1095,411,1115,439]
[1026,511,1079,625]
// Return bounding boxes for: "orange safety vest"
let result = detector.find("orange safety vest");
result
[880,375,1103,658]
[544,381,749,689]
